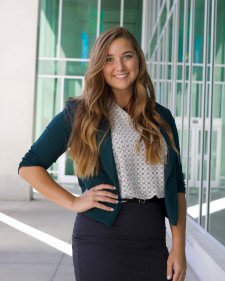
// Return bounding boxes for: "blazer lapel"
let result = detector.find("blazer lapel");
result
[160,125,176,185]
[98,118,120,188]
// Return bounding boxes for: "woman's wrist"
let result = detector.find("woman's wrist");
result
[70,195,79,212]
[171,242,185,253]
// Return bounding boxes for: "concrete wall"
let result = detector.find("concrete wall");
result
[0,0,39,200]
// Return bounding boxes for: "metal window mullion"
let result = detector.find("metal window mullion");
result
[164,23,169,106]
[186,0,195,198]
[57,0,63,58]
[96,0,101,37]
[149,3,176,62]
[39,57,90,62]
[171,0,176,10]
[151,56,155,85]
[161,32,165,104]
[60,77,64,110]
[38,74,84,79]
[142,0,149,53]
[171,1,179,115]
[157,0,160,18]
[170,9,176,111]
[180,0,188,157]
[154,0,158,33]
[156,18,161,99]
[150,1,154,36]
[214,63,225,67]
[120,0,124,27]
[205,0,217,231]
[152,0,156,35]
[199,0,210,225]
[157,44,162,102]
[147,0,167,52]
[154,53,157,90]
[163,31,167,106]
[58,77,65,183]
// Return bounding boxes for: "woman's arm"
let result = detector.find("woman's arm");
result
[167,192,187,281]
[19,166,118,213]
[19,166,76,211]
[18,102,117,213]
[159,106,186,280]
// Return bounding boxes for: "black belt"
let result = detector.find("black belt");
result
[119,196,162,203]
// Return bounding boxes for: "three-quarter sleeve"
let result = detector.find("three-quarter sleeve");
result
[167,109,186,193]
[18,106,73,172]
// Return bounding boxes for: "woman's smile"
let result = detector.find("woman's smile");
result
[102,38,139,98]
[113,73,128,79]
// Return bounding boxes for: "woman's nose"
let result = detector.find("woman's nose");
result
[115,59,125,70]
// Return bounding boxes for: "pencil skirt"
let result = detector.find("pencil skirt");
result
[72,199,169,281]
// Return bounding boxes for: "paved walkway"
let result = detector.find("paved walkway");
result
[0,191,200,281]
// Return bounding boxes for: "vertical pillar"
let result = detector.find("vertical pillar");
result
[0,0,40,200]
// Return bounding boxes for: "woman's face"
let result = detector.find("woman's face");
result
[102,38,139,96]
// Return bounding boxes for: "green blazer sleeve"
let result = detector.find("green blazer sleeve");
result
[18,102,74,171]
[167,109,186,193]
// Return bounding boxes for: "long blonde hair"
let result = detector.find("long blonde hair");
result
[68,27,178,178]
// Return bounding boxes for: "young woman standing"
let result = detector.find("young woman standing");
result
[19,27,186,281]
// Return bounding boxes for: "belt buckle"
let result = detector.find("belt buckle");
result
[138,199,146,203]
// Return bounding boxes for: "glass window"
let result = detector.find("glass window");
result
[184,0,191,63]
[63,78,83,176]
[38,0,59,57]
[185,0,206,224]
[100,0,120,31]
[176,83,182,116]
[64,79,83,100]
[208,0,225,246]
[167,18,173,79]
[36,0,143,183]
[149,30,158,58]
[124,0,142,44]
[61,0,98,58]
[35,77,60,138]
[193,1,204,64]
[145,0,225,247]
[159,4,167,36]
[178,0,184,63]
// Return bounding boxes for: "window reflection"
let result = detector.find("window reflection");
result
[147,0,225,246]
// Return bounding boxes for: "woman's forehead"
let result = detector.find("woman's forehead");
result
[106,38,135,54]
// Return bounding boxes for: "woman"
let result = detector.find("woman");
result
[19,27,186,281]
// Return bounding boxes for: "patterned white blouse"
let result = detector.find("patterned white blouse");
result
[110,102,167,200]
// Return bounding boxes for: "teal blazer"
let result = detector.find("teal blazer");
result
[19,99,185,226]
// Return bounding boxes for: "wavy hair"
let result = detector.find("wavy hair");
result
[68,27,178,178]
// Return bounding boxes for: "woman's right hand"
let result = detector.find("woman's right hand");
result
[72,184,118,213]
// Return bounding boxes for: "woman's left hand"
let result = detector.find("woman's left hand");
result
[166,247,186,281]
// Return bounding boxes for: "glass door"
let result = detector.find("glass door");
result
[185,118,221,189]
[175,116,222,189]
[57,77,83,184]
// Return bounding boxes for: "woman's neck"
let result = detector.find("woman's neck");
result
[112,91,133,109]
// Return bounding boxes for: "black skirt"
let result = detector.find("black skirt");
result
[72,199,169,281]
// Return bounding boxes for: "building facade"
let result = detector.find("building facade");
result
[1,0,224,280]
[144,1,225,279]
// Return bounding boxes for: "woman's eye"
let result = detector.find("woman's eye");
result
[106,57,114,63]
[123,54,132,60]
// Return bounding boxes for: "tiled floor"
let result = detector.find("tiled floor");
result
[0,192,200,281]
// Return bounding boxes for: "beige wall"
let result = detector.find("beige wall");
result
[0,0,39,199]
